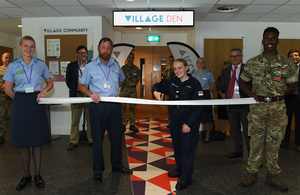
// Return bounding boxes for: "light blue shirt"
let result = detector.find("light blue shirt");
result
[3,57,52,92]
[192,69,215,90]
[80,56,125,97]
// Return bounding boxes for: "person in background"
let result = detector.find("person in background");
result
[192,57,215,143]
[66,45,92,150]
[4,35,53,190]
[216,61,231,137]
[280,49,300,152]
[240,27,297,191]
[162,55,175,127]
[0,52,12,144]
[120,53,141,132]
[152,58,203,190]
[220,48,250,158]
[78,37,132,184]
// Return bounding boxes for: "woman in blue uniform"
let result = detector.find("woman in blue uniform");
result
[4,36,53,191]
[152,58,203,190]
[192,57,215,143]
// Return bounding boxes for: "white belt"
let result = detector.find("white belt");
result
[39,97,257,106]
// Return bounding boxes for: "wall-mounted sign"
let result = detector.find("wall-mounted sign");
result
[147,35,160,42]
[113,11,194,27]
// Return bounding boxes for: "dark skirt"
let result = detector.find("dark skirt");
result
[199,90,214,123]
[9,92,50,147]
[217,94,229,120]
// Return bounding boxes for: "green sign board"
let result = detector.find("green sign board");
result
[147,35,160,42]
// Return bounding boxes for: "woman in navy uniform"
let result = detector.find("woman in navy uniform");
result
[4,36,53,191]
[152,58,203,190]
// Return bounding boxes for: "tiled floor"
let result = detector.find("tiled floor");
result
[1,118,300,195]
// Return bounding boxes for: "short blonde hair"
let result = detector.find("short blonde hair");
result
[20,35,36,45]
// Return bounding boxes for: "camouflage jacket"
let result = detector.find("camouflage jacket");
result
[163,67,175,79]
[0,66,7,92]
[240,52,298,96]
[122,64,141,86]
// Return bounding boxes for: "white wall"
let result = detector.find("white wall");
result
[195,22,300,62]
[102,17,115,43]
[22,16,103,61]
[0,32,20,58]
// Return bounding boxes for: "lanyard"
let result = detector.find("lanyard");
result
[99,64,111,83]
[231,66,241,84]
[21,64,33,86]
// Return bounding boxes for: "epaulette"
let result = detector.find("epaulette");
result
[37,58,44,62]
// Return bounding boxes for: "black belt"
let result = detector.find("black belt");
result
[257,96,283,102]
[123,85,136,89]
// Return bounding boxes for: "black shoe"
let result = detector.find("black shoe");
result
[203,140,210,144]
[130,125,139,132]
[34,175,44,188]
[88,142,93,147]
[122,125,126,132]
[228,151,243,158]
[175,180,192,190]
[16,175,32,191]
[93,174,102,183]
[168,170,182,178]
[112,167,133,174]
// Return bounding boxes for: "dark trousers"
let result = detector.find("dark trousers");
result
[170,109,199,181]
[283,95,300,145]
[89,102,123,174]
[227,105,250,154]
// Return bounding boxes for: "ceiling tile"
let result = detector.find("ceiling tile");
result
[281,14,300,22]
[203,13,235,21]
[182,0,218,4]
[0,0,15,7]
[255,14,291,22]
[54,6,91,16]
[251,0,289,5]
[270,5,300,14]
[78,0,114,6]
[0,7,33,17]
[286,0,300,5]
[22,7,62,16]
[185,5,214,14]
[43,0,81,6]
[149,0,182,8]
[6,0,48,7]
[239,5,278,14]
[229,13,263,21]
[85,5,116,15]
[217,0,253,5]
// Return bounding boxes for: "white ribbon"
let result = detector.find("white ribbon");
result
[39,97,257,105]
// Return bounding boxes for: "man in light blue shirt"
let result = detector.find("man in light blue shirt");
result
[78,37,132,184]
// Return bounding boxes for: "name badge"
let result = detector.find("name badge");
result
[25,87,34,93]
[104,82,110,89]
[234,85,239,94]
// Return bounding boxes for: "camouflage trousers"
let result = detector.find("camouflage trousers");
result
[246,100,287,174]
[0,94,11,137]
[119,87,137,125]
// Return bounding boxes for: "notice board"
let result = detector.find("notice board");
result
[44,34,87,76]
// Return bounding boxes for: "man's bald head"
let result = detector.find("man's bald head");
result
[2,53,12,67]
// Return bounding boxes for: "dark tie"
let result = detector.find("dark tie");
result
[227,66,237,99]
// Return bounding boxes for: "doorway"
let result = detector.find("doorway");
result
[124,46,172,119]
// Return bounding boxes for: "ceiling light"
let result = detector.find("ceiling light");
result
[217,6,239,13]
[18,25,22,28]
[136,27,142,29]
[126,0,135,1]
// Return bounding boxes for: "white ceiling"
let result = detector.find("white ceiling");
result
[1,0,300,36]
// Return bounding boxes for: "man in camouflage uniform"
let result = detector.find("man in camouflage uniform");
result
[162,55,175,124]
[120,53,141,132]
[0,52,12,144]
[239,27,298,191]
